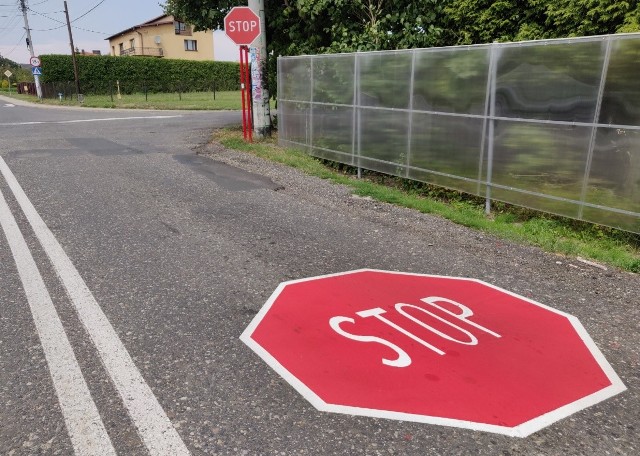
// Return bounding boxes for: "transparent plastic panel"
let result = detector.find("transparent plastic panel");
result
[278,101,310,147]
[494,40,605,123]
[585,127,640,217]
[358,51,412,109]
[359,107,410,170]
[279,58,312,101]
[486,189,582,219]
[581,207,640,233]
[312,104,354,159]
[408,113,484,194]
[278,36,640,233]
[313,55,355,105]
[413,46,491,115]
[310,146,354,164]
[599,37,640,126]
[490,120,592,216]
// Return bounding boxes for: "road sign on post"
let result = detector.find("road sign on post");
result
[224,7,261,45]
[241,269,626,437]
[224,7,261,142]
[224,4,271,139]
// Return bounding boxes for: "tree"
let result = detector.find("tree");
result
[441,0,640,46]
[162,1,446,95]
[0,54,33,83]
[162,0,640,97]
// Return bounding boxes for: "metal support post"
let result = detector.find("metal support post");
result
[20,0,42,98]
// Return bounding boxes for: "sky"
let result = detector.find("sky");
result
[0,0,238,64]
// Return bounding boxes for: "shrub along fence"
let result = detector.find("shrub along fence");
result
[39,54,240,95]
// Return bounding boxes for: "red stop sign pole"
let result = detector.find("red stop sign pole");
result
[224,7,262,142]
[239,45,252,142]
[241,269,626,437]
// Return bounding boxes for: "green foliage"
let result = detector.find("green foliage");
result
[443,0,640,45]
[0,54,33,82]
[39,54,239,94]
[163,1,447,96]
[161,0,640,99]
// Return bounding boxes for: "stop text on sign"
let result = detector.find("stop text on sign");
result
[329,296,501,367]
[226,20,258,33]
[224,7,261,45]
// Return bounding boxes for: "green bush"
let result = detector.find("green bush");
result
[40,55,240,94]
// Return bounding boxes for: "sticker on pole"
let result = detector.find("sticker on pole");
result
[240,269,626,437]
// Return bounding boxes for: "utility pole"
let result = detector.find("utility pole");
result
[248,0,272,138]
[19,0,42,98]
[63,1,80,99]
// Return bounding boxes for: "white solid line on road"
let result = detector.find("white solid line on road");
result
[0,188,117,455]
[0,115,182,126]
[3,103,15,107]
[0,156,191,456]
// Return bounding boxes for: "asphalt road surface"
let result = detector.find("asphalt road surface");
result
[0,96,638,455]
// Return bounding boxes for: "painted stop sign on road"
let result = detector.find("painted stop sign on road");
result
[241,269,626,437]
[224,7,261,45]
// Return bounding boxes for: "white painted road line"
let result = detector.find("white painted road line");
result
[0,156,190,455]
[0,115,182,126]
[0,188,117,456]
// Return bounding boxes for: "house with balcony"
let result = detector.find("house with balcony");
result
[106,14,214,60]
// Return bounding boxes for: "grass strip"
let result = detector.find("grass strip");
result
[1,91,243,110]
[214,127,640,274]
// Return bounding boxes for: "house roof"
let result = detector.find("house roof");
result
[105,14,178,41]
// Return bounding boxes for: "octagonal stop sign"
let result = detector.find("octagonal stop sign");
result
[224,7,261,45]
[241,269,626,437]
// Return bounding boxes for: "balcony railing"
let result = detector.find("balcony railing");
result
[120,47,164,57]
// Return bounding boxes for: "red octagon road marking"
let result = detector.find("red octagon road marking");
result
[240,269,626,437]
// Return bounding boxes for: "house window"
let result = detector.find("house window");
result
[111,46,115,56]
[129,38,135,49]
[184,40,197,51]
[118,43,124,54]
[175,21,187,34]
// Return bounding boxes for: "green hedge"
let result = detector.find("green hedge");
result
[40,55,240,94]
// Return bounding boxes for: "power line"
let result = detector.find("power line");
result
[32,23,64,31]
[2,30,26,57]
[28,6,64,15]
[27,6,64,24]
[72,24,107,34]
[72,0,106,23]
[0,13,20,32]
